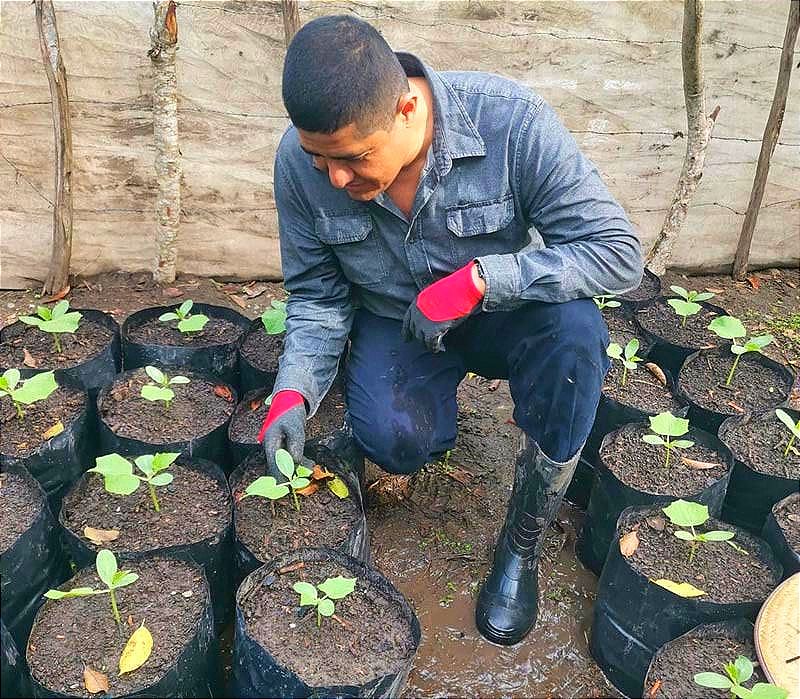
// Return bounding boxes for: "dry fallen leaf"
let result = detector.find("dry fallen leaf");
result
[42,421,64,440]
[40,285,71,304]
[747,275,761,290]
[84,526,120,545]
[83,666,109,694]
[648,679,663,698]
[162,287,183,298]
[619,530,640,557]
[646,516,666,531]
[727,401,746,414]
[227,294,247,309]
[249,398,262,411]
[705,287,724,294]
[446,467,474,485]
[243,283,268,299]
[644,362,667,387]
[278,561,305,574]
[119,623,153,675]
[22,348,38,368]
[213,385,233,402]
[681,457,720,471]
[311,464,334,481]
[296,481,319,497]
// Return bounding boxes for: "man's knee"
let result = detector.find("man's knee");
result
[350,413,432,475]
[530,298,609,362]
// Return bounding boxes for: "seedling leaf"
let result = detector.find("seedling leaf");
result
[317,576,357,600]
[649,412,690,437]
[708,315,746,340]
[244,476,289,500]
[140,385,174,402]
[11,371,58,405]
[178,300,193,316]
[96,549,118,587]
[293,582,318,606]
[694,672,733,689]
[701,530,735,542]
[642,434,665,446]
[662,500,709,527]
[178,315,208,333]
[734,656,754,684]
[317,598,335,617]
[275,449,295,479]
[113,572,139,588]
[150,473,173,487]
[44,586,99,600]
[144,365,165,384]
[119,623,153,675]
[748,684,789,699]
[158,312,179,322]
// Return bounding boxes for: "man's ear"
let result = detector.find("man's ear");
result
[397,93,418,125]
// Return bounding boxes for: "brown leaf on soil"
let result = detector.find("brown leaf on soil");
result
[705,287,724,294]
[227,293,247,309]
[162,286,183,298]
[42,421,64,439]
[40,285,71,304]
[296,481,319,496]
[83,526,120,545]
[487,379,502,391]
[681,457,720,470]
[311,464,334,481]
[249,398,262,411]
[646,516,666,531]
[619,530,640,557]
[213,385,233,402]
[127,614,134,627]
[747,275,761,290]
[647,679,662,698]
[278,561,305,575]
[446,467,475,485]
[644,362,667,386]
[83,666,109,694]
[243,283,268,299]
[22,348,38,368]
[727,401,746,414]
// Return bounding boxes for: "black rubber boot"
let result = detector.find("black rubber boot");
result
[475,434,581,646]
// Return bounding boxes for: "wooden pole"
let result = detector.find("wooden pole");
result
[34,0,73,296]
[281,0,300,46]
[732,0,799,280]
[645,0,720,275]
[149,0,180,284]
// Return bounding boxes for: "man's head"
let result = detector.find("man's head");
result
[282,15,427,200]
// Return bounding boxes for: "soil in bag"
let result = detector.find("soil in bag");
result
[231,547,420,698]
[643,620,766,699]
[603,304,651,349]
[238,318,284,393]
[619,267,661,309]
[27,556,216,698]
[762,493,800,578]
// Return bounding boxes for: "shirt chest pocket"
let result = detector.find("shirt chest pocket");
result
[445,194,515,238]
[314,212,388,287]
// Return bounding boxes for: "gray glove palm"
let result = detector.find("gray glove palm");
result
[260,403,307,478]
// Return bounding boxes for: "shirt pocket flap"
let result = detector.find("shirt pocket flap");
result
[446,195,514,237]
[315,212,373,244]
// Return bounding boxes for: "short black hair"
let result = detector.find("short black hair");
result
[282,15,409,135]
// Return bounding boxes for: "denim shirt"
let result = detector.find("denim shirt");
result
[272,53,643,416]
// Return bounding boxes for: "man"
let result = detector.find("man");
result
[258,15,642,646]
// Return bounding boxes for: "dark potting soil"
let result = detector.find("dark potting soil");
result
[239,557,416,687]
[621,509,779,604]
[722,413,800,480]
[61,462,231,553]
[621,272,660,303]
[27,557,207,698]
[600,424,729,496]
[645,631,766,699]
[98,368,234,443]
[636,300,721,349]
[602,363,682,415]
[231,457,360,564]
[774,494,800,550]
[604,308,647,347]
[238,325,284,372]
[0,382,85,459]
[0,471,41,554]
[0,318,113,369]
[680,350,790,416]
[126,315,244,348]
[229,382,346,446]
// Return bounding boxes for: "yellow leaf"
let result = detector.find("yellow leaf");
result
[83,526,120,545]
[466,372,477,380]
[327,476,349,499]
[42,420,64,439]
[119,622,153,675]
[83,665,109,694]
[619,530,640,557]
[652,579,706,598]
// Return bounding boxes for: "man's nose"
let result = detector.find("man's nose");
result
[328,162,355,189]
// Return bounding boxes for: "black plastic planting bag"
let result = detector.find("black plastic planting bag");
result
[59,457,235,632]
[0,466,69,651]
[564,457,595,509]
[619,267,662,311]
[719,411,800,532]
[590,505,782,698]
[2,618,29,699]
[238,318,281,395]
[677,350,794,436]
[761,493,800,578]
[28,555,218,699]
[576,423,733,575]
[228,387,266,467]
[122,303,251,389]
[0,370,95,508]
[231,548,421,699]
[96,368,236,469]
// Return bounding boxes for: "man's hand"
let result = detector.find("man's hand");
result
[258,390,306,475]
[402,261,485,352]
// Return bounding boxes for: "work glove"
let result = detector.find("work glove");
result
[402,260,484,352]
[258,390,307,476]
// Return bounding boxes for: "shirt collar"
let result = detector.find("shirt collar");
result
[396,52,486,176]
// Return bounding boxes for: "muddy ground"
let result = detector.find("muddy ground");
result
[1,267,797,697]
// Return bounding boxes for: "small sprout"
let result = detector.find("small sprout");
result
[694,655,788,699]
[593,294,621,310]
[641,412,695,468]
[242,448,312,512]
[606,338,643,387]
[44,549,137,625]
[775,409,800,459]
[158,299,209,334]
[88,452,179,513]
[140,365,190,410]
[667,286,716,327]
[0,369,58,420]
[707,316,774,386]
[260,300,287,335]
[18,300,82,353]
[662,500,746,564]
[293,575,356,627]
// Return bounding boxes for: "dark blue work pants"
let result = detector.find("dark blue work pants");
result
[344,299,609,473]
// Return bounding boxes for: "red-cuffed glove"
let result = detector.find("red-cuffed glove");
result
[401,261,484,352]
[258,390,306,475]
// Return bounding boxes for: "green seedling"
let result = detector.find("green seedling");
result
[606,338,643,387]
[667,286,715,327]
[18,300,82,353]
[707,316,774,386]
[140,365,190,410]
[88,451,179,512]
[0,369,58,420]
[261,300,287,335]
[242,448,312,512]
[158,299,209,334]
[593,294,621,310]
[775,409,800,459]
[293,575,356,627]
[694,655,788,699]
[44,549,137,625]
[642,411,695,467]
[663,500,746,564]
